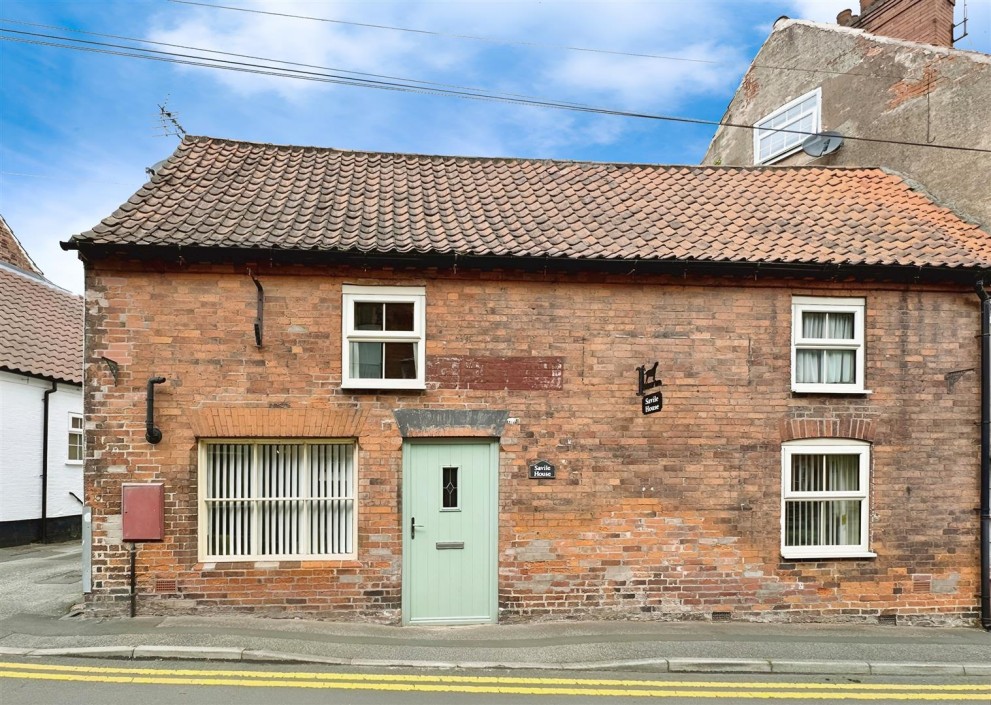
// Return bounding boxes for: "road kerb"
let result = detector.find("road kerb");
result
[869,662,967,676]
[132,646,244,661]
[770,660,871,674]
[668,658,772,673]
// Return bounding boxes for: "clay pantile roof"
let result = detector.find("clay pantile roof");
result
[0,263,84,384]
[0,214,43,275]
[68,136,991,271]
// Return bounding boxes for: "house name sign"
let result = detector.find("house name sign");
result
[528,460,556,479]
[637,361,663,416]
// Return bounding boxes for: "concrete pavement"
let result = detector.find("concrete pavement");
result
[1,541,988,676]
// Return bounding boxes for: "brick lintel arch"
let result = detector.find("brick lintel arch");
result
[779,417,876,443]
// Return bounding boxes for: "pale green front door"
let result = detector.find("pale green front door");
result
[402,440,498,625]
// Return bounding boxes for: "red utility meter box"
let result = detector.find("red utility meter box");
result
[121,483,165,541]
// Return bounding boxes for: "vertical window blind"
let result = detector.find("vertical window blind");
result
[203,441,355,559]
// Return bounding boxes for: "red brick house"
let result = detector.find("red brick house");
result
[64,136,991,626]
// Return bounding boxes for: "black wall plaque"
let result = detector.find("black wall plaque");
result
[528,460,556,479]
[642,392,662,415]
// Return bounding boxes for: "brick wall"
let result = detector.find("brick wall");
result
[854,0,955,47]
[83,260,982,625]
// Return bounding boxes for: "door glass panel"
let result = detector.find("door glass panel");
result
[442,466,459,509]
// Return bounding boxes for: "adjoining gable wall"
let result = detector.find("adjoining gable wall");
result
[82,259,983,625]
[702,21,991,228]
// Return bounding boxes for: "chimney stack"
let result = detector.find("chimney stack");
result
[835,0,956,47]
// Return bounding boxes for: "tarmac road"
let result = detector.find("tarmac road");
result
[0,541,81,623]
[2,656,990,705]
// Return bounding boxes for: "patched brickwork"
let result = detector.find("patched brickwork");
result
[83,261,983,625]
[429,356,564,390]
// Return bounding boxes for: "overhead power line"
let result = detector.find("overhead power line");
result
[2,27,989,155]
[167,0,919,81]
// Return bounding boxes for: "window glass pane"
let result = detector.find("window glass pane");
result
[828,312,855,339]
[309,444,354,555]
[795,349,822,383]
[351,341,384,378]
[802,312,827,338]
[354,302,383,330]
[824,349,855,383]
[443,466,459,509]
[825,455,859,491]
[71,415,83,430]
[205,444,253,557]
[791,454,859,492]
[786,499,861,547]
[383,342,417,379]
[68,436,83,461]
[384,302,414,331]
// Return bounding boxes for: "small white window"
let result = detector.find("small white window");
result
[198,440,356,561]
[791,296,866,394]
[781,439,873,560]
[342,285,425,390]
[67,413,83,463]
[754,88,821,164]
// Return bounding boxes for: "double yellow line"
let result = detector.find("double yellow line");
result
[2,661,989,700]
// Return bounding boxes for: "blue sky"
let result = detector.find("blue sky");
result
[2,0,989,294]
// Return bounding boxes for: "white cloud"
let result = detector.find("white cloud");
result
[147,1,428,102]
[0,156,149,294]
[788,0,855,24]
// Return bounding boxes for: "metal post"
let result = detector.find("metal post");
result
[129,542,137,618]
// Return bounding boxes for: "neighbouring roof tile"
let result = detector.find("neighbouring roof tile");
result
[0,263,83,384]
[69,136,991,271]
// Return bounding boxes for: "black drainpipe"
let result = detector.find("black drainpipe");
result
[41,380,58,544]
[975,281,990,631]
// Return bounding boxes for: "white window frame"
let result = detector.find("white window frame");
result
[781,439,874,560]
[342,285,426,390]
[67,413,83,465]
[753,87,821,164]
[197,439,357,562]
[791,296,867,394]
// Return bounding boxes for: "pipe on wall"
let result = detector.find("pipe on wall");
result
[41,381,58,544]
[145,377,166,444]
[975,281,990,631]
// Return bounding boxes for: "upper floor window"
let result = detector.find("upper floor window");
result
[67,413,83,463]
[342,285,426,390]
[781,439,873,560]
[791,296,866,394]
[754,88,821,164]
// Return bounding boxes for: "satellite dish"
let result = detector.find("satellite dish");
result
[802,131,844,157]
